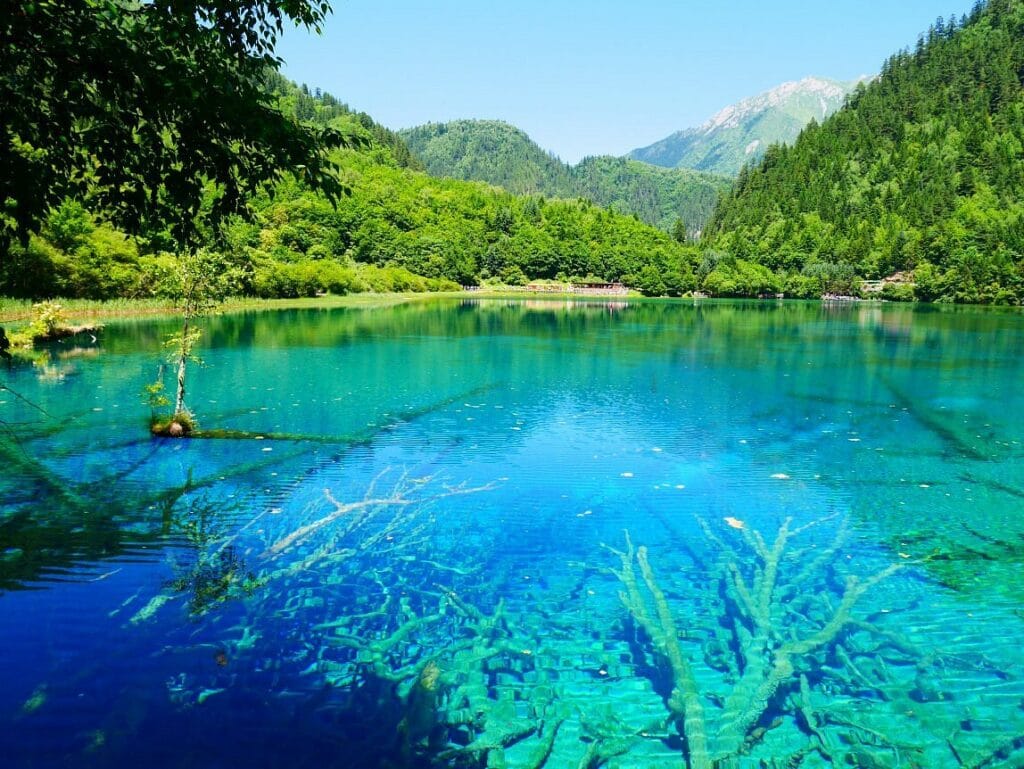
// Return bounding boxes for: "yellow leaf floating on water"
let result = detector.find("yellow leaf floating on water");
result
[724,517,745,529]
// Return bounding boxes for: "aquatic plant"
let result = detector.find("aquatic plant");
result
[574,706,670,769]
[125,470,491,627]
[166,544,263,616]
[311,576,540,767]
[605,516,900,769]
[281,531,563,768]
[432,593,557,769]
[155,497,265,617]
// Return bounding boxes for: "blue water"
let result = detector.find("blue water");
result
[1,298,1023,768]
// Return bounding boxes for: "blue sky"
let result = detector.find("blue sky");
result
[277,0,976,163]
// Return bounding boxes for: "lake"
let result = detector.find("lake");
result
[2,298,1023,769]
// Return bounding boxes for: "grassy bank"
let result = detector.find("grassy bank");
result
[0,288,655,326]
[0,293,434,326]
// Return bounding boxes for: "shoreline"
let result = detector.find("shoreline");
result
[1,290,1020,326]
[0,294,422,325]
[0,290,643,325]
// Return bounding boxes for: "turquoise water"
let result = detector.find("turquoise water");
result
[1,298,1023,768]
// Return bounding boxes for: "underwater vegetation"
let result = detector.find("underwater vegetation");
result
[76,474,1016,769]
[4,301,1024,769]
[605,518,903,768]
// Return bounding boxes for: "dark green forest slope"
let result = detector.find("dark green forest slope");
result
[2,79,702,298]
[263,71,424,172]
[400,120,572,196]
[400,120,730,233]
[707,0,1024,304]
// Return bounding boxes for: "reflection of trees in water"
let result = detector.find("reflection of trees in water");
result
[0,428,294,591]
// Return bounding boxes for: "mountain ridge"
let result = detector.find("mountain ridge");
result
[400,119,730,233]
[630,76,869,176]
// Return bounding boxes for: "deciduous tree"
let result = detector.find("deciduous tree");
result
[2,0,346,258]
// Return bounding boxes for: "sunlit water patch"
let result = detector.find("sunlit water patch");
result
[1,299,1023,768]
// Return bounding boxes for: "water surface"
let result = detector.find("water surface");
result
[2,299,1023,768]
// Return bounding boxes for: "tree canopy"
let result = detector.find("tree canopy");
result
[1,0,345,254]
[2,78,715,300]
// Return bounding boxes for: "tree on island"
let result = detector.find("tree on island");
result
[147,251,240,437]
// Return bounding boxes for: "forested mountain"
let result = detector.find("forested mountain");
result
[630,77,866,176]
[706,0,1024,304]
[13,2,1024,306]
[399,120,572,196]
[400,120,730,233]
[2,79,704,298]
[571,155,726,234]
[263,71,424,171]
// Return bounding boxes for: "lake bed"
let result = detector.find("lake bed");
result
[2,298,1023,768]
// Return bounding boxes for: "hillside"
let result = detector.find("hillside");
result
[630,77,865,176]
[399,120,572,196]
[264,71,424,172]
[570,156,727,234]
[400,120,730,234]
[706,0,1024,304]
[2,81,703,299]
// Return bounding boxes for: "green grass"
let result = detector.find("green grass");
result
[0,288,660,327]
[0,293,429,325]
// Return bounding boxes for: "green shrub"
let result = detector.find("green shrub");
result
[636,265,666,296]
[880,283,916,302]
[45,200,94,252]
[782,273,821,299]
[27,300,69,339]
[499,265,528,286]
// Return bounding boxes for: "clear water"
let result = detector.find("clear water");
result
[2,298,1023,769]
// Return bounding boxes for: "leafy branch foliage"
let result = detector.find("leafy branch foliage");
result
[1,0,347,253]
[3,79,713,298]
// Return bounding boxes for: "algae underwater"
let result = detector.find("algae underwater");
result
[1,298,1023,768]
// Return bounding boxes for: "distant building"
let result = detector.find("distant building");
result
[862,271,915,294]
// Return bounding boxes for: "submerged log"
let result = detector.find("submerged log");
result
[605,517,901,769]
